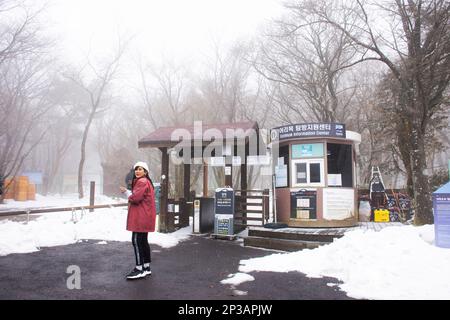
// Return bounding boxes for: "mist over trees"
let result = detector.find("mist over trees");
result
[292,0,450,224]
[1,0,449,226]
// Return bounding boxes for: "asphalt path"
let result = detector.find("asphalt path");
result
[0,235,354,300]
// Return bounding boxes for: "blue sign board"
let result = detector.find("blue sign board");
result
[214,215,234,235]
[22,172,43,184]
[214,188,234,215]
[292,143,324,158]
[433,181,450,248]
[271,123,346,141]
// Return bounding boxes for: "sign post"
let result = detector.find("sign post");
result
[213,188,235,236]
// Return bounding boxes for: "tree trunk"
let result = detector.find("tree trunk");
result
[78,139,86,199]
[397,121,414,198]
[411,131,433,225]
[78,115,94,199]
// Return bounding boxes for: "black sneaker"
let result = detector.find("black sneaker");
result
[126,268,146,280]
[143,266,152,276]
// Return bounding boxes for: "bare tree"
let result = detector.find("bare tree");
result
[65,37,130,199]
[297,0,450,225]
[37,77,84,195]
[137,58,194,198]
[0,1,53,202]
[201,40,252,123]
[252,5,361,124]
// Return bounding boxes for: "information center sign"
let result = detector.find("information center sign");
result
[271,123,346,142]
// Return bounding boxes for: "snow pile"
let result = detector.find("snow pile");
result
[238,225,450,300]
[0,204,191,256]
[0,193,124,211]
[220,272,255,286]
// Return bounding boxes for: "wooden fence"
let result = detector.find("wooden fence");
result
[234,189,270,229]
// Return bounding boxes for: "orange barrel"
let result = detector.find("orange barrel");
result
[14,176,29,201]
[3,178,15,199]
[27,183,36,200]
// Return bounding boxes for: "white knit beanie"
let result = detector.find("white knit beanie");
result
[134,161,149,173]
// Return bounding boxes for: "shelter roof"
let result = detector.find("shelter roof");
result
[434,181,450,194]
[138,121,260,148]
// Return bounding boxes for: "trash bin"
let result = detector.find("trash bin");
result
[433,181,450,248]
[192,197,215,234]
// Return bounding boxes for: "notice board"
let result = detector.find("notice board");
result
[214,188,235,215]
[290,189,317,219]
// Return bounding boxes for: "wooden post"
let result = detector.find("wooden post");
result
[240,163,247,191]
[184,163,190,200]
[182,163,191,228]
[225,164,232,188]
[263,188,270,223]
[240,143,249,227]
[203,160,208,197]
[180,198,189,227]
[160,147,169,233]
[89,181,95,212]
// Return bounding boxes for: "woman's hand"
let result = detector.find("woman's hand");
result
[119,186,127,193]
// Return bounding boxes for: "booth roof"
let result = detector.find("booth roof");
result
[138,121,259,148]
[433,181,450,194]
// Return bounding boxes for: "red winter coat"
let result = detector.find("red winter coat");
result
[126,177,156,232]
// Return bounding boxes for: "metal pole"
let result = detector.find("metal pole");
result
[272,174,277,223]
[89,181,95,212]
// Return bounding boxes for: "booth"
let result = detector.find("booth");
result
[271,123,361,227]
[138,121,264,233]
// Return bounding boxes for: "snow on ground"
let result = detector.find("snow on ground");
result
[0,193,123,211]
[237,224,450,300]
[220,272,255,286]
[0,194,191,256]
[2,194,450,300]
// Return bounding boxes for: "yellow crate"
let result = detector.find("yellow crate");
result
[374,209,390,222]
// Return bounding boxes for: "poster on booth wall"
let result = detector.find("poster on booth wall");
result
[275,165,288,187]
[322,188,354,220]
[290,189,317,219]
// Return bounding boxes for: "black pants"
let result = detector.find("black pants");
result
[131,232,151,266]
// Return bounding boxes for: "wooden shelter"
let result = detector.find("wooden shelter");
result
[138,121,265,233]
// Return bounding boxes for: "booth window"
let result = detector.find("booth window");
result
[291,159,325,187]
[274,145,289,188]
[327,143,353,187]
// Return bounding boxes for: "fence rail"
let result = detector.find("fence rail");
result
[0,203,129,217]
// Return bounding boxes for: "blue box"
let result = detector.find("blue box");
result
[433,182,450,248]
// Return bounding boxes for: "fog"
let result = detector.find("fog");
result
[48,0,283,64]
[1,0,449,221]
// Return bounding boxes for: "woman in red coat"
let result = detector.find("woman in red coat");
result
[120,161,156,280]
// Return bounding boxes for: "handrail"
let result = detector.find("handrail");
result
[0,202,129,217]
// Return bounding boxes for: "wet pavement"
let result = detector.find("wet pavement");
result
[0,235,354,300]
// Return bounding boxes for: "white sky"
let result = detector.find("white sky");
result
[1,194,449,300]
[46,0,284,65]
